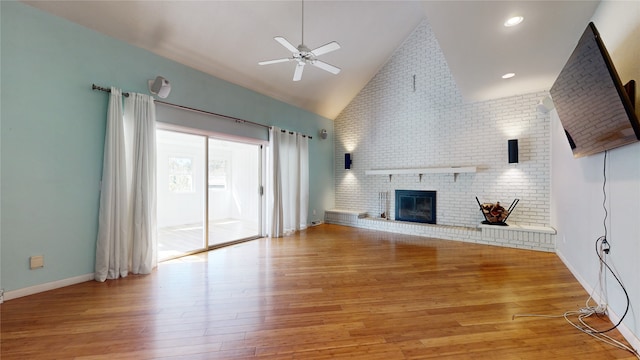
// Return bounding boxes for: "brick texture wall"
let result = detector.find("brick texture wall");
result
[334,20,551,228]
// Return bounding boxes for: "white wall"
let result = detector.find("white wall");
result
[334,20,551,228]
[552,0,640,349]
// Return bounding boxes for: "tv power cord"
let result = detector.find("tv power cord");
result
[511,236,637,358]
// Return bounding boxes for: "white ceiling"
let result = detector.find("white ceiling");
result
[24,1,600,120]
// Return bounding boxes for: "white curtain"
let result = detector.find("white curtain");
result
[268,127,309,237]
[95,87,128,280]
[298,135,309,228]
[124,93,157,274]
[95,88,157,282]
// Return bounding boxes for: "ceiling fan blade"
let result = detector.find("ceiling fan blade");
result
[293,63,305,81]
[312,60,341,75]
[274,36,300,54]
[258,58,291,66]
[310,41,340,57]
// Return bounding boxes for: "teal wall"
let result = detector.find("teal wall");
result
[0,2,335,292]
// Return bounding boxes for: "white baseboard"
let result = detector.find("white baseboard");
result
[4,273,95,302]
[556,250,640,353]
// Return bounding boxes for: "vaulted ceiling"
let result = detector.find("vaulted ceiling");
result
[24,1,600,120]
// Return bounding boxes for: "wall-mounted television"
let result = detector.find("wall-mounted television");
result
[550,22,639,158]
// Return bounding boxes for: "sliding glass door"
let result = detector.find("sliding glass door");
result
[156,130,207,260]
[157,129,262,261]
[208,139,261,247]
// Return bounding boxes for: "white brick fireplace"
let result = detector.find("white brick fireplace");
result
[330,20,555,251]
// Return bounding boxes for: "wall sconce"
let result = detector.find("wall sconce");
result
[345,153,352,169]
[508,139,519,163]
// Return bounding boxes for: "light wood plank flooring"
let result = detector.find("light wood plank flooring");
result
[1,224,637,359]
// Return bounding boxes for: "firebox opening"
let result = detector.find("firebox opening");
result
[395,190,436,224]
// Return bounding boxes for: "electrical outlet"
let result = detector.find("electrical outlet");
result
[313,209,317,215]
[30,255,44,269]
[0,289,4,304]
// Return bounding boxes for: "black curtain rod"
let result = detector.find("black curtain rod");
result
[92,84,130,97]
[92,84,312,139]
[280,129,312,139]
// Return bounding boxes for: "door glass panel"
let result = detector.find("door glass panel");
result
[208,139,260,246]
[157,130,206,260]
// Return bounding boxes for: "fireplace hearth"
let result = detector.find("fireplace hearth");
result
[395,190,436,224]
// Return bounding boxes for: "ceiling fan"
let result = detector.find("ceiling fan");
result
[258,1,341,81]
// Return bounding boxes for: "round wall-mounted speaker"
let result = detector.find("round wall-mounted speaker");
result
[536,96,554,113]
[148,76,171,98]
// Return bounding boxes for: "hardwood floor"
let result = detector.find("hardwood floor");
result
[1,224,637,359]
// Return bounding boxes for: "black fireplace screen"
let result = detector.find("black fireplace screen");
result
[395,190,436,224]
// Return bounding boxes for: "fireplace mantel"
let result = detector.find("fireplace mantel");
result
[365,166,476,175]
[365,166,476,181]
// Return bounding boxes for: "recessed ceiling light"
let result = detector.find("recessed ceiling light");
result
[504,16,524,27]
[502,73,516,79]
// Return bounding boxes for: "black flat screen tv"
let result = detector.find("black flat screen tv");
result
[550,22,639,158]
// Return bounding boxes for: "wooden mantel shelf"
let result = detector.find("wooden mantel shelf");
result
[365,166,476,176]
[365,167,476,182]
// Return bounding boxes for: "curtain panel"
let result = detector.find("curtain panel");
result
[95,88,158,282]
[268,127,309,237]
[125,94,157,275]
